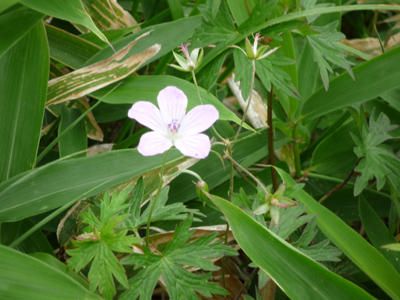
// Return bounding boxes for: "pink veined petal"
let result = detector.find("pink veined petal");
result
[179,105,219,136]
[157,86,188,125]
[137,132,173,156]
[174,133,211,159]
[128,101,167,135]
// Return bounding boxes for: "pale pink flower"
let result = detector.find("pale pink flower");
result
[128,86,219,159]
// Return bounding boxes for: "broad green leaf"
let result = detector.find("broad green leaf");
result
[310,121,358,175]
[67,190,141,300]
[46,32,160,106]
[79,25,140,48]
[0,245,102,300]
[0,6,44,58]
[0,21,49,183]
[85,16,202,67]
[21,0,110,45]
[301,44,400,120]
[120,215,237,300]
[167,0,184,20]
[359,196,400,274]
[0,0,20,13]
[45,24,101,70]
[31,253,89,289]
[0,149,185,223]
[1,218,53,255]
[382,244,400,251]
[92,75,250,129]
[203,192,375,300]
[350,111,400,196]
[59,106,87,158]
[276,167,400,300]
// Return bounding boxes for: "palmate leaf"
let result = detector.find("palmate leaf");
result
[191,0,236,48]
[67,190,142,300]
[120,214,237,300]
[306,21,355,91]
[351,110,400,196]
[121,179,205,231]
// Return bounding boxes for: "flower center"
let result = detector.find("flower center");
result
[168,119,180,134]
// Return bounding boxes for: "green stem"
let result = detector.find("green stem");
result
[234,60,256,142]
[222,145,235,292]
[146,150,170,247]
[292,122,302,178]
[225,152,269,195]
[191,70,226,142]
[268,85,278,192]
[164,169,203,182]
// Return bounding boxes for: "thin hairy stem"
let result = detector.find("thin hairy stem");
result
[146,150,170,247]
[233,164,257,189]
[234,60,256,142]
[234,267,258,300]
[292,123,302,179]
[224,151,268,195]
[318,158,361,203]
[222,146,235,291]
[268,85,278,192]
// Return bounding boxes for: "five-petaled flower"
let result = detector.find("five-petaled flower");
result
[128,86,219,159]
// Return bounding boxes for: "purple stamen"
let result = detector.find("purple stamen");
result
[168,119,180,133]
[178,43,191,61]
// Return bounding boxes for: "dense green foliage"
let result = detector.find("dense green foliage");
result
[1,0,400,299]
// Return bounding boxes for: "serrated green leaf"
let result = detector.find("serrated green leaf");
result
[67,189,141,299]
[256,54,300,100]
[124,186,204,232]
[306,21,354,91]
[351,111,400,195]
[121,214,236,300]
[191,0,236,48]
[233,46,253,101]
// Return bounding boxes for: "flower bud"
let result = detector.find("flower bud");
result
[169,43,204,72]
[195,180,209,206]
[232,32,279,61]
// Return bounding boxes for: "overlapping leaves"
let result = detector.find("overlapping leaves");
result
[120,214,237,300]
[67,189,141,300]
[351,110,400,195]
[121,178,205,232]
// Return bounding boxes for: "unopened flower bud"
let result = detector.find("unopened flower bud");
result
[169,43,204,72]
[196,180,209,206]
[232,32,279,61]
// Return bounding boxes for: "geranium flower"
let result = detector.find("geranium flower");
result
[128,86,219,159]
[169,43,204,72]
[232,32,279,61]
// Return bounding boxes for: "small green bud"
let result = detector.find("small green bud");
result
[195,181,209,206]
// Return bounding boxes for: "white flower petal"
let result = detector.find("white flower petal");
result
[179,105,219,136]
[174,133,211,159]
[157,86,188,125]
[128,101,167,134]
[137,132,173,156]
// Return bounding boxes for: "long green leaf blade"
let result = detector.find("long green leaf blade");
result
[301,46,400,120]
[276,167,400,300]
[0,21,49,183]
[205,193,376,300]
[0,245,102,300]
